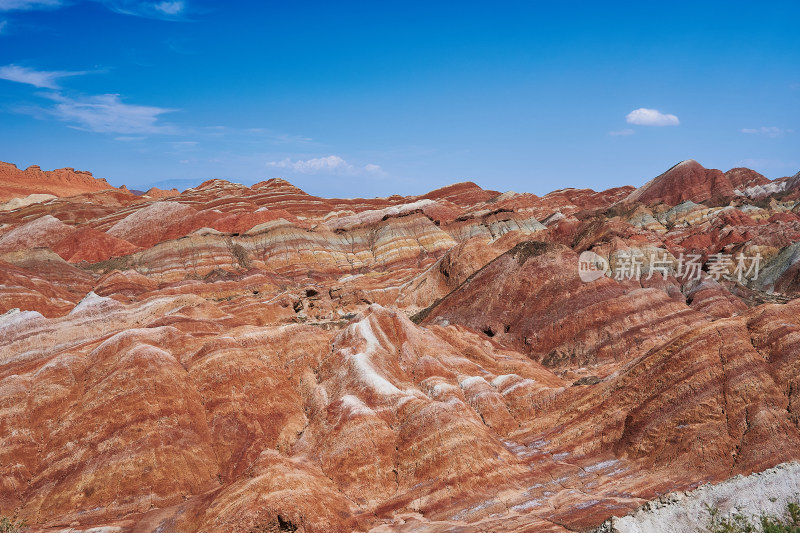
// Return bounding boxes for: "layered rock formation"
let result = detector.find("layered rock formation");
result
[1,159,800,532]
[0,162,120,202]
[624,159,771,206]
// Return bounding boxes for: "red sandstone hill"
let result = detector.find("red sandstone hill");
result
[143,186,180,199]
[1,159,800,532]
[625,159,772,206]
[0,161,122,202]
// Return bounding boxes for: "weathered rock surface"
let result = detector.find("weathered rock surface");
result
[1,159,800,532]
[420,241,705,373]
[593,461,800,533]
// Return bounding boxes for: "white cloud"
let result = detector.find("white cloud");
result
[268,155,348,173]
[101,0,187,19]
[0,64,87,89]
[270,132,314,144]
[740,126,792,138]
[625,108,680,126]
[0,0,61,11]
[154,0,182,15]
[40,92,177,134]
[266,155,385,176]
[608,128,635,136]
[1,0,188,18]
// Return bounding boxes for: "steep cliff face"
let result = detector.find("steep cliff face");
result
[0,161,121,202]
[1,159,799,532]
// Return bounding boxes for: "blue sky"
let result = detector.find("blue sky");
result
[0,1,798,197]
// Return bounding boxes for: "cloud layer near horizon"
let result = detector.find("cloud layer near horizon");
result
[266,155,384,177]
[740,126,793,138]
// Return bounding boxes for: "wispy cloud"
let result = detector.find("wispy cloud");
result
[38,92,178,134]
[625,108,680,126]
[0,64,87,89]
[608,128,635,136]
[154,1,181,15]
[0,20,7,32]
[740,126,793,138]
[100,0,187,20]
[1,62,178,136]
[1,62,312,147]
[263,132,314,144]
[266,155,385,176]
[0,0,61,11]
[1,0,190,19]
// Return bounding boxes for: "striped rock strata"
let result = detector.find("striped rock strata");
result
[1,159,800,531]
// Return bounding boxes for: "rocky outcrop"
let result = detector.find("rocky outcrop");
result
[594,462,800,533]
[0,194,56,212]
[626,160,769,206]
[0,161,120,202]
[143,186,180,198]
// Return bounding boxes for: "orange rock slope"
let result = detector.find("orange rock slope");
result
[0,162,121,203]
[1,159,799,532]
